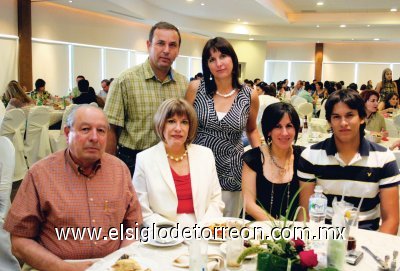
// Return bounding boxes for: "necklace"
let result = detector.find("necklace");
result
[166,149,188,162]
[215,89,236,98]
[270,183,291,217]
[268,144,291,178]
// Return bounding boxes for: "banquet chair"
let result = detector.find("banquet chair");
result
[0,102,5,117]
[297,102,313,120]
[291,96,307,109]
[24,106,51,167]
[0,136,20,271]
[0,108,28,181]
[49,104,77,152]
[319,99,327,120]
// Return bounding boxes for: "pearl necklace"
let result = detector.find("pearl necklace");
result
[215,89,236,98]
[166,149,188,162]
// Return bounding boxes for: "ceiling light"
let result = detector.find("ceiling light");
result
[367,25,370,27]
[390,8,397,12]
[317,2,324,6]
[249,38,254,41]
[373,38,380,41]
[316,25,320,28]
[68,0,72,2]
[186,0,194,2]
[243,22,249,25]
[237,18,241,22]
[200,2,205,6]
[351,38,354,40]
[340,24,346,28]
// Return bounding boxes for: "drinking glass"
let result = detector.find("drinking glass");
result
[226,238,243,270]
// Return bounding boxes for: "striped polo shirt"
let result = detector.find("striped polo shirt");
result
[298,135,400,230]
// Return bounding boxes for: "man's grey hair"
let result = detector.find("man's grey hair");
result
[66,104,110,129]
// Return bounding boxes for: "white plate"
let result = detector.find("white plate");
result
[201,217,250,242]
[219,242,256,260]
[144,236,184,247]
[87,255,156,271]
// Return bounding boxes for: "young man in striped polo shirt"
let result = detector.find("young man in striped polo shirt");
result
[298,89,399,234]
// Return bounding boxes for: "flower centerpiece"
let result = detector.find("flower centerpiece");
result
[237,188,338,271]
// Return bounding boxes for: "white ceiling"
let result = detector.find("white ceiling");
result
[33,0,400,42]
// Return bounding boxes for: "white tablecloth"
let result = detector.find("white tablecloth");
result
[85,223,400,271]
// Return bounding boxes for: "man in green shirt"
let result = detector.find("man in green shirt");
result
[104,22,188,176]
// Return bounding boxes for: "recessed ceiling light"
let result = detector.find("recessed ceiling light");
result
[249,38,254,41]
[367,25,371,27]
[237,18,241,22]
[317,40,320,43]
[243,22,249,25]
[390,8,397,12]
[340,24,346,28]
[373,38,380,41]
[68,0,72,2]
[351,38,354,40]
[316,25,320,28]
[186,0,194,2]
[317,2,324,6]
[200,2,205,6]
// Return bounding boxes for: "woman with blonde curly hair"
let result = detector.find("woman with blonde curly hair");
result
[2,80,34,110]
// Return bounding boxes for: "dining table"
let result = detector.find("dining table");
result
[85,221,400,271]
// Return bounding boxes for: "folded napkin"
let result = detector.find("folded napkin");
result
[173,254,224,271]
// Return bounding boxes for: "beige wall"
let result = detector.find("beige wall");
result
[0,0,17,35]
[230,40,267,81]
[266,42,315,61]
[31,2,206,56]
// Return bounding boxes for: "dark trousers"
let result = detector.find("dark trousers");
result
[117,145,142,177]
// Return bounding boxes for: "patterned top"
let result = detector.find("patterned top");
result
[380,81,397,102]
[242,145,305,220]
[104,59,188,150]
[193,80,252,191]
[297,136,399,230]
[30,89,52,104]
[4,150,143,259]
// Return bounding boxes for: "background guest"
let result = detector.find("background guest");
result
[30,78,53,105]
[375,68,398,102]
[2,80,35,111]
[378,92,399,115]
[360,90,387,134]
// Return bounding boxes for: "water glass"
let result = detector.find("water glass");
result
[189,239,208,271]
[226,238,243,270]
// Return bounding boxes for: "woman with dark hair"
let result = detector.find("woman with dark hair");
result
[242,102,304,220]
[186,37,261,217]
[378,92,399,115]
[375,68,398,102]
[30,78,52,105]
[360,90,387,133]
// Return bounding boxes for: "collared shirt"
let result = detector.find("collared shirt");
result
[365,112,386,133]
[297,135,399,230]
[4,150,142,260]
[104,58,188,150]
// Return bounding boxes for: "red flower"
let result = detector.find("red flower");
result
[291,238,305,252]
[299,249,318,268]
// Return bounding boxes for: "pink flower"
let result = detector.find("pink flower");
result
[291,238,305,252]
[299,249,318,268]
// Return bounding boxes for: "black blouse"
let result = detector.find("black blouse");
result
[242,145,305,221]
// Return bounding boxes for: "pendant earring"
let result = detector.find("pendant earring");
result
[267,136,272,146]
[209,74,213,81]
